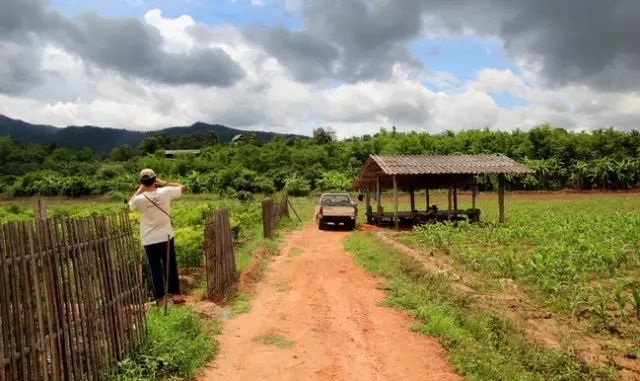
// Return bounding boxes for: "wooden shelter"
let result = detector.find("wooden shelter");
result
[351,154,534,229]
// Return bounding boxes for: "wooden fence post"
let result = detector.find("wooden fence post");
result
[32,199,47,220]
[283,195,290,218]
[203,209,237,301]
[261,200,273,238]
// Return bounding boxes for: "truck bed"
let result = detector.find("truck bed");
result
[321,204,356,216]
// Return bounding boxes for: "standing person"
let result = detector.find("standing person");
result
[128,168,187,305]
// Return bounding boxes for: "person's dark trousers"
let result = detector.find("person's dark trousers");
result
[144,238,180,300]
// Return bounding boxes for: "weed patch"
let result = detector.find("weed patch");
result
[229,292,252,315]
[343,233,616,381]
[275,280,292,292]
[251,333,294,349]
[108,306,218,381]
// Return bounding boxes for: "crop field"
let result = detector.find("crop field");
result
[377,192,640,377]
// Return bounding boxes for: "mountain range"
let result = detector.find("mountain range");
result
[0,114,307,154]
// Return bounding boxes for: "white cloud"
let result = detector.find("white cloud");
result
[2,8,640,139]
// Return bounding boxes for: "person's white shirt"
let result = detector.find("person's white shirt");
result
[128,186,182,246]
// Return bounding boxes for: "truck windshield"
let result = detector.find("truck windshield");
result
[321,194,351,204]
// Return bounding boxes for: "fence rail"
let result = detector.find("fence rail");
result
[261,196,290,238]
[204,209,236,301]
[0,212,146,381]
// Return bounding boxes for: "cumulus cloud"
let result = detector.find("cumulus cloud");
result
[1,0,640,139]
[250,0,640,91]
[0,0,245,93]
[244,0,424,83]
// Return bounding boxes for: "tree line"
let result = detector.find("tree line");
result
[2,123,640,199]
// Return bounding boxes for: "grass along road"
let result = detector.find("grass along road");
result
[344,232,615,380]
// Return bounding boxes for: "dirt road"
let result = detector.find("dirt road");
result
[200,223,461,381]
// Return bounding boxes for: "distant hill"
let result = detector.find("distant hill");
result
[0,114,308,154]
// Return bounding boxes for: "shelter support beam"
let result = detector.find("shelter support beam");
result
[376,176,381,213]
[393,175,399,230]
[453,183,458,210]
[447,186,453,220]
[376,176,382,226]
[472,177,476,210]
[409,187,415,211]
[425,189,430,210]
[365,188,371,223]
[376,176,382,208]
[498,174,505,223]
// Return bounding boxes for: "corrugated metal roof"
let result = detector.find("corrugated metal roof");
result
[369,154,534,175]
[164,150,201,155]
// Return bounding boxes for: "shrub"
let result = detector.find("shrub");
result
[317,170,351,191]
[174,227,204,267]
[236,190,254,202]
[284,174,311,197]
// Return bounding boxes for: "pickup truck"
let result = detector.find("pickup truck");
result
[314,193,358,230]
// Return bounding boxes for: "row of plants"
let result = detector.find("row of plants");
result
[389,195,640,367]
[344,233,614,380]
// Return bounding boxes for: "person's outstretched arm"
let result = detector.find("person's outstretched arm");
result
[155,179,187,199]
[128,185,145,210]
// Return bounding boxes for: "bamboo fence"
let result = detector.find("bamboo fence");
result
[0,212,146,381]
[203,209,236,301]
[261,195,290,238]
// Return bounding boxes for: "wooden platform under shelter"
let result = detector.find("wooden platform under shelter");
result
[351,154,534,230]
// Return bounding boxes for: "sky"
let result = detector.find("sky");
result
[1,0,639,139]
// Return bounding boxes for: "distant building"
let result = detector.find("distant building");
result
[163,149,200,158]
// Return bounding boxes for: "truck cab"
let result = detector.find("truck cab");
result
[314,193,358,230]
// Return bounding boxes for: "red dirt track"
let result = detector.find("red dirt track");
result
[199,223,461,381]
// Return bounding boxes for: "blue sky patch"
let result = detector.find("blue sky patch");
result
[52,0,302,28]
[409,35,520,84]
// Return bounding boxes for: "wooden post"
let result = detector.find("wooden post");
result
[365,188,371,224]
[376,176,381,213]
[393,175,399,230]
[498,174,505,224]
[447,186,453,220]
[365,188,371,208]
[453,184,458,211]
[283,194,290,218]
[261,200,272,238]
[409,187,415,211]
[472,177,477,210]
[32,199,47,219]
[425,188,430,210]
[164,234,171,315]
